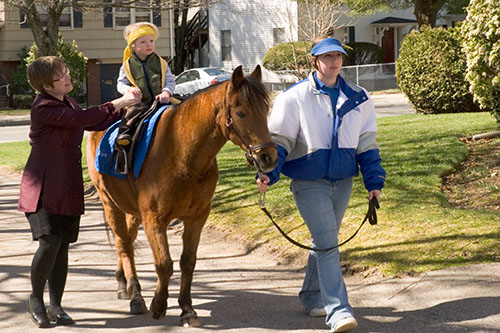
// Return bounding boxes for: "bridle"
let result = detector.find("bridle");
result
[224,107,276,172]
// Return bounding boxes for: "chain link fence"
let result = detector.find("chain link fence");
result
[268,63,398,92]
[341,62,398,92]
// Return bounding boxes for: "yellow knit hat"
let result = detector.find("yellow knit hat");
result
[123,25,158,63]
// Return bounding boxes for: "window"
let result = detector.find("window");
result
[221,30,231,62]
[327,26,355,43]
[34,4,73,28]
[112,0,153,27]
[273,28,286,45]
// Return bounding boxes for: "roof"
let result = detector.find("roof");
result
[371,16,417,26]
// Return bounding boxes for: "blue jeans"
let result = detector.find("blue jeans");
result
[290,177,354,329]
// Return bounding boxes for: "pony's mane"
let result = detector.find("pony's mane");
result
[174,75,270,115]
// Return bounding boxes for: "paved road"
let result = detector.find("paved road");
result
[0,93,415,143]
[1,167,500,332]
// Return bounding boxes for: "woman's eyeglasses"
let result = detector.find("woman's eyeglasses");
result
[53,69,70,82]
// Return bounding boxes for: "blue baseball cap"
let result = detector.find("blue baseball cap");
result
[310,38,347,56]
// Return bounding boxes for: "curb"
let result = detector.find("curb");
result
[0,116,31,127]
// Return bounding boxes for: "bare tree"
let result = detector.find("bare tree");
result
[278,0,368,79]
[296,0,362,41]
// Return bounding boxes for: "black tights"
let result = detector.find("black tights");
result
[30,234,69,311]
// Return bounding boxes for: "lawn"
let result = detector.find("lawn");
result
[1,112,499,276]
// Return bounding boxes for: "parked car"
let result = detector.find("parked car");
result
[174,67,232,96]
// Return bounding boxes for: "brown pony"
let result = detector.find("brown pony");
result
[86,65,278,327]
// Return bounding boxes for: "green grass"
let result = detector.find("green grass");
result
[209,112,500,275]
[0,109,30,115]
[0,137,90,182]
[1,112,499,276]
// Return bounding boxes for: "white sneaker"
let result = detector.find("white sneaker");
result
[306,307,327,317]
[333,315,358,332]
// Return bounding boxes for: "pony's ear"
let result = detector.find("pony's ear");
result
[250,65,262,82]
[231,66,244,88]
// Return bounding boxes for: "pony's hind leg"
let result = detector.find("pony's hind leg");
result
[102,200,147,314]
[142,216,173,320]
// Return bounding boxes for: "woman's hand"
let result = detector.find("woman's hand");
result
[111,89,141,110]
[256,175,270,193]
[156,90,171,104]
[368,189,381,203]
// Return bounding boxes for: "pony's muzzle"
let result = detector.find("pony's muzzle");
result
[252,147,278,173]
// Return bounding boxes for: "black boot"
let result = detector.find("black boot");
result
[47,307,75,326]
[116,126,132,146]
[28,295,50,328]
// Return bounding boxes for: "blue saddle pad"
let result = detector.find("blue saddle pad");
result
[95,105,168,179]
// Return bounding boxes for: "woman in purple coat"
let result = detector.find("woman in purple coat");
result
[17,56,140,328]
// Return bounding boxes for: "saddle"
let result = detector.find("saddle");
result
[114,99,161,174]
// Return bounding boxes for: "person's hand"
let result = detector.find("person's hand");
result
[121,89,141,105]
[111,89,141,110]
[127,86,142,99]
[256,175,270,193]
[156,90,171,104]
[368,189,381,203]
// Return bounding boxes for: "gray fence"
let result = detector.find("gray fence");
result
[341,62,398,92]
[269,63,398,92]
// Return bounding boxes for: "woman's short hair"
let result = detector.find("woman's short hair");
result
[27,56,66,93]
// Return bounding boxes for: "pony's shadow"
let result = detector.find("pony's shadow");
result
[63,294,500,331]
[2,258,499,331]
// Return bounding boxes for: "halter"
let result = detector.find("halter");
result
[225,107,276,173]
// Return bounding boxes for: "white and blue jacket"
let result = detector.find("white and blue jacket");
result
[266,72,386,191]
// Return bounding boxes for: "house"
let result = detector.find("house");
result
[0,1,174,105]
[184,0,298,86]
[186,2,451,78]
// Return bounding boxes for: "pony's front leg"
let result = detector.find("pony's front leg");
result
[177,207,210,328]
[142,217,173,320]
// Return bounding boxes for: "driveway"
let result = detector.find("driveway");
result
[1,167,499,332]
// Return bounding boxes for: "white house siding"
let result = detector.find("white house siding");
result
[208,0,297,72]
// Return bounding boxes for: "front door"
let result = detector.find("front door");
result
[382,27,395,63]
[100,64,122,104]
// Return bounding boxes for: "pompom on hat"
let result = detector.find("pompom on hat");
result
[310,38,347,56]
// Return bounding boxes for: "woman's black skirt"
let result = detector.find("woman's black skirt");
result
[26,204,81,244]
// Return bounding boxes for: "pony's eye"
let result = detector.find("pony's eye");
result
[236,111,246,118]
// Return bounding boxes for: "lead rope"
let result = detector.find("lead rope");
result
[258,189,379,252]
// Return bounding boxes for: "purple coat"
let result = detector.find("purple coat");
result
[17,93,122,216]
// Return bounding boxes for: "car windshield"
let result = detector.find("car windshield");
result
[204,68,230,76]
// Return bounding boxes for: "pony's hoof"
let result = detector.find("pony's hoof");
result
[180,311,201,327]
[150,309,166,320]
[117,289,129,300]
[130,300,148,314]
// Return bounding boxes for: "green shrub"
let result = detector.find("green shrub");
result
[396,25,481,114]
[13,94,34,109]
[262,41,312,78]
[345,42,384,66]
[461,0,500,123]
[16,35,88,103]
[9,47,33,95]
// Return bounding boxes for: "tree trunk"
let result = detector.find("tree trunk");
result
[173,7,188,75]
[18,0,63,56]
[413,0,447,28]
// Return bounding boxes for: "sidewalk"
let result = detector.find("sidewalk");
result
[1,167,500,332]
